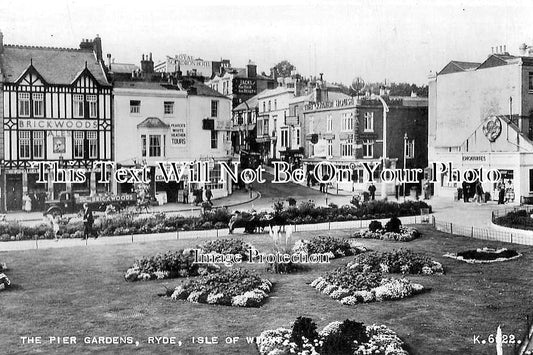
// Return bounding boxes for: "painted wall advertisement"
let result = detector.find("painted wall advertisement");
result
[170,122,187,146]
[233,78,257,95]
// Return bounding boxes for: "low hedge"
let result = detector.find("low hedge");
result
[0,200,431,242]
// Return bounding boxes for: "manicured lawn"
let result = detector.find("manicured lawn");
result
[0,225,531,354]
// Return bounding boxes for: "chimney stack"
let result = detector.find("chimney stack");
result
[106,53,111,69]
[246,60,257,78]
[140,53,154,73]
[93,34,102,61]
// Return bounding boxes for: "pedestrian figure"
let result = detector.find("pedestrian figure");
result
[23,193,32,212]
[83,203,95,239]
[368,183,376,201]
[205,186,213,206]
[50,214,60,241]
[498,183,505,205]
[474,181,484,204]
[462,181,469,203]
[183,184,189,204]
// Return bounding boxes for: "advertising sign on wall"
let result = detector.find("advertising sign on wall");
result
[233,78,257,95]
[170,122,187,146]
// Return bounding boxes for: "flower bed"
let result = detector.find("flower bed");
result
[198,238,255,261]
[167,268,272,307]
[124,249,220,282]
[292,236,367,259]
[353,226,420,242]
[444,247,522,264]
[256,316,409,355]
[0,200,430,242]
[493,209,533,231]
[347,249,444,275]
[311,265,424,305]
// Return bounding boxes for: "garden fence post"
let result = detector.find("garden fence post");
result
[34,234,37,250]
[131,234,133,243]
[216,228,219,238]
[450,223,453,235]
[471,226,473,238]
[510,234,513,244]
[177,230,179,240]
[328,221,331,230]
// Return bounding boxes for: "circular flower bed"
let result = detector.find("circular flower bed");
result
[347,249,444,275]
[444,247,522,264]
[124,249,220,282]
[199,238,255,261]
[292,236,367,259]
[168,268,272,307]
[311,265,424,305]
[353,226,420,242]
[257,316,409,355]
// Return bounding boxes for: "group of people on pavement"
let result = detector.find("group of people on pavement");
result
[461,179,514,204]
[45,202,96,242]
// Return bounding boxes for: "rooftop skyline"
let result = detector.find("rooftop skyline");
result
[1,0,532,85]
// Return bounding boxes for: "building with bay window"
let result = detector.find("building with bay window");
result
[0,32,112,211]
[112,55,233,203]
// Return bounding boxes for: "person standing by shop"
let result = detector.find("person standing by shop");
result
[462,181,469,203]
[22,193,32,212]
[368,183,376,201]
[205,186,213,206]
[498,183,506,205]
[474,181,484,204]
[83,203,95,239]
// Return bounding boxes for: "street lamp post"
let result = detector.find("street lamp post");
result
[376,95,389,199]
[403,133,408,202]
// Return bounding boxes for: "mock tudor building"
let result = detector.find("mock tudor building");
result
[111,55,233,203]
[429,45,533,202]
[0,33,112,211]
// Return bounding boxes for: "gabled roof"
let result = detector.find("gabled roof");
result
[438,60,480,75]
[0,45,109,86]
[137,117,169,129]
[476,54,517,70]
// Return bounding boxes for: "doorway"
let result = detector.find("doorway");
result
[6,174,23,211]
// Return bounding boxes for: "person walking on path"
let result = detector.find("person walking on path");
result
[22,193,32,212]
[474,181,484,204]
[82,203,95,239]
[368,183,376,201]
[205,187,213,206]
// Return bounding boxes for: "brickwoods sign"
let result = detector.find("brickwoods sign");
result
[18,119,98,130]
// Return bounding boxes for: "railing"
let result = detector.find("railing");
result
[491,205,533,231]
[434,216,533,246]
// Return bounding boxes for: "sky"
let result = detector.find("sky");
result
[1,0,532,85]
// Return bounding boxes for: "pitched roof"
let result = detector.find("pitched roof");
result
[257,86,293,99]
[438,60,481,75]
[189,80,228,98]
[234,94,259,111]
[109,63,139,74]
[0,45,109,86]
[137,117,169,129]
[114,81,182,91]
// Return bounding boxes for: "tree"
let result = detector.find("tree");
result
[272,60,295,78]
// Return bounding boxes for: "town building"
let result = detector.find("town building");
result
[154,54,230,79]
[111,54,234,203]
[0,33,112,211]
[303,92,428,196]
[428,45,533,203]
[206,61,276,108]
